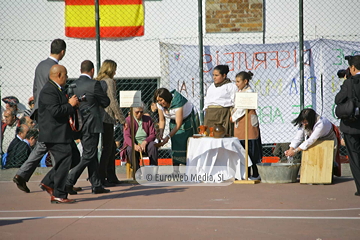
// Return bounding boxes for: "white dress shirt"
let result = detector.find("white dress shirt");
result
[48,56,59,64]
[290,116,333,150]
[80,73,92,79]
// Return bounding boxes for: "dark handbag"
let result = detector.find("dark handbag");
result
[335,98,355,119]
[69,108,84,132]
[335,80,359,119]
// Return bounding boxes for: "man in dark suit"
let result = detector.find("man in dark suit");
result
[335,55,360,197]
[5,124,31,168]
[38,64,79,204]
[5,128,38,168]
[13,39,70,193]
[66,60,111,194]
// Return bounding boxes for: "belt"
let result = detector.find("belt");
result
[207,105,230,109]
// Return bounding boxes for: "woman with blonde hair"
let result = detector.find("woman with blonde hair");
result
[95,59,126,186]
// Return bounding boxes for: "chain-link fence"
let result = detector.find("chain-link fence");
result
[1,0,359,168]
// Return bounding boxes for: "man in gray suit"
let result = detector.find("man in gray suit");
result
[13,39,73,193]
[32,39,66,120]
[66,60,111,194]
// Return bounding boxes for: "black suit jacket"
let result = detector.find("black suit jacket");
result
[38,80,75,143]
[5,136,21,162]
[6,138,31,168]
[335,74,360,135]
[73,75,110,133]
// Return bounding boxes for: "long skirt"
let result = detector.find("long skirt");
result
[169,111,198,165]
[239,133,263,177]
[204,107,233,136]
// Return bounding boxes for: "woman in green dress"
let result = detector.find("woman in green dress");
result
[154,88,198,166]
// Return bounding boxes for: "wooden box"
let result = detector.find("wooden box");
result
[300,140,334,184]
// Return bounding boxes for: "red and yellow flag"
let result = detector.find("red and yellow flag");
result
[65,0,144,38]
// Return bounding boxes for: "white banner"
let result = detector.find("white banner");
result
[160,39,360,143]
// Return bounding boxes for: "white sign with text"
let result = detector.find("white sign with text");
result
[235,92,258,109]
[119,91,142,108]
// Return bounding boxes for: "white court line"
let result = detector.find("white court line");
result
[0,179,89,183]
[0,216,360,220]
[0,208,360,213]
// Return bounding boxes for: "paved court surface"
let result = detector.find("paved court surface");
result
[0,169,360,240]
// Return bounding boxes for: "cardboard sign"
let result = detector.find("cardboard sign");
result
[235,92,258,109]
[119,91,142,108]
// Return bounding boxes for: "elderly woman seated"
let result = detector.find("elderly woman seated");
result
[123,104,158,171]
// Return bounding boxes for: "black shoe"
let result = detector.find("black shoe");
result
[66,185,77,195]
[92,187,110,194]
[73,186,82,192]
[108,179,122,185]
[13,175,30,193]
[333,162,341,177]
[102,180,116,187]
[355,192,360,196]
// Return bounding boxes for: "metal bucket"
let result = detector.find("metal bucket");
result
[257,163,301,183]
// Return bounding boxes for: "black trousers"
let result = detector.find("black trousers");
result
[42,141,80,198]
[343,133,360,193]
[67,130,102,188]
[126,141,158,172]
[41,142,77,198]
[99,123,118,182]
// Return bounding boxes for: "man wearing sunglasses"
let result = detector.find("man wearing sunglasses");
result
[123,104,158,172]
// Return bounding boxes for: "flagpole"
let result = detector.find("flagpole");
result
[198,0,204,124]
[95,0,102,161]
[95,0,101,72]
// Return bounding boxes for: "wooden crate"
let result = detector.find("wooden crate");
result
[300,140,334,184]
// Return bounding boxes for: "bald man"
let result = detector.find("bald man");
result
[37,64,80,204]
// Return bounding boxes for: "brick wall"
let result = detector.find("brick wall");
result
[206,0,263,33]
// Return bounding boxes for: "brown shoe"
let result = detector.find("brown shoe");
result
[40,183,54,196]
[51,196,76,204]
[13,175,30,193]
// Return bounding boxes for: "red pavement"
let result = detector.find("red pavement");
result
[0,173,360,240]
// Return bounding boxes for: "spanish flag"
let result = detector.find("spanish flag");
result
[65,0,144,38]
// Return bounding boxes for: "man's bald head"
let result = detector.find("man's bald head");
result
[49,64,68,87]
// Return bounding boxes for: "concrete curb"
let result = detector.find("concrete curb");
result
[0,165,128,181]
